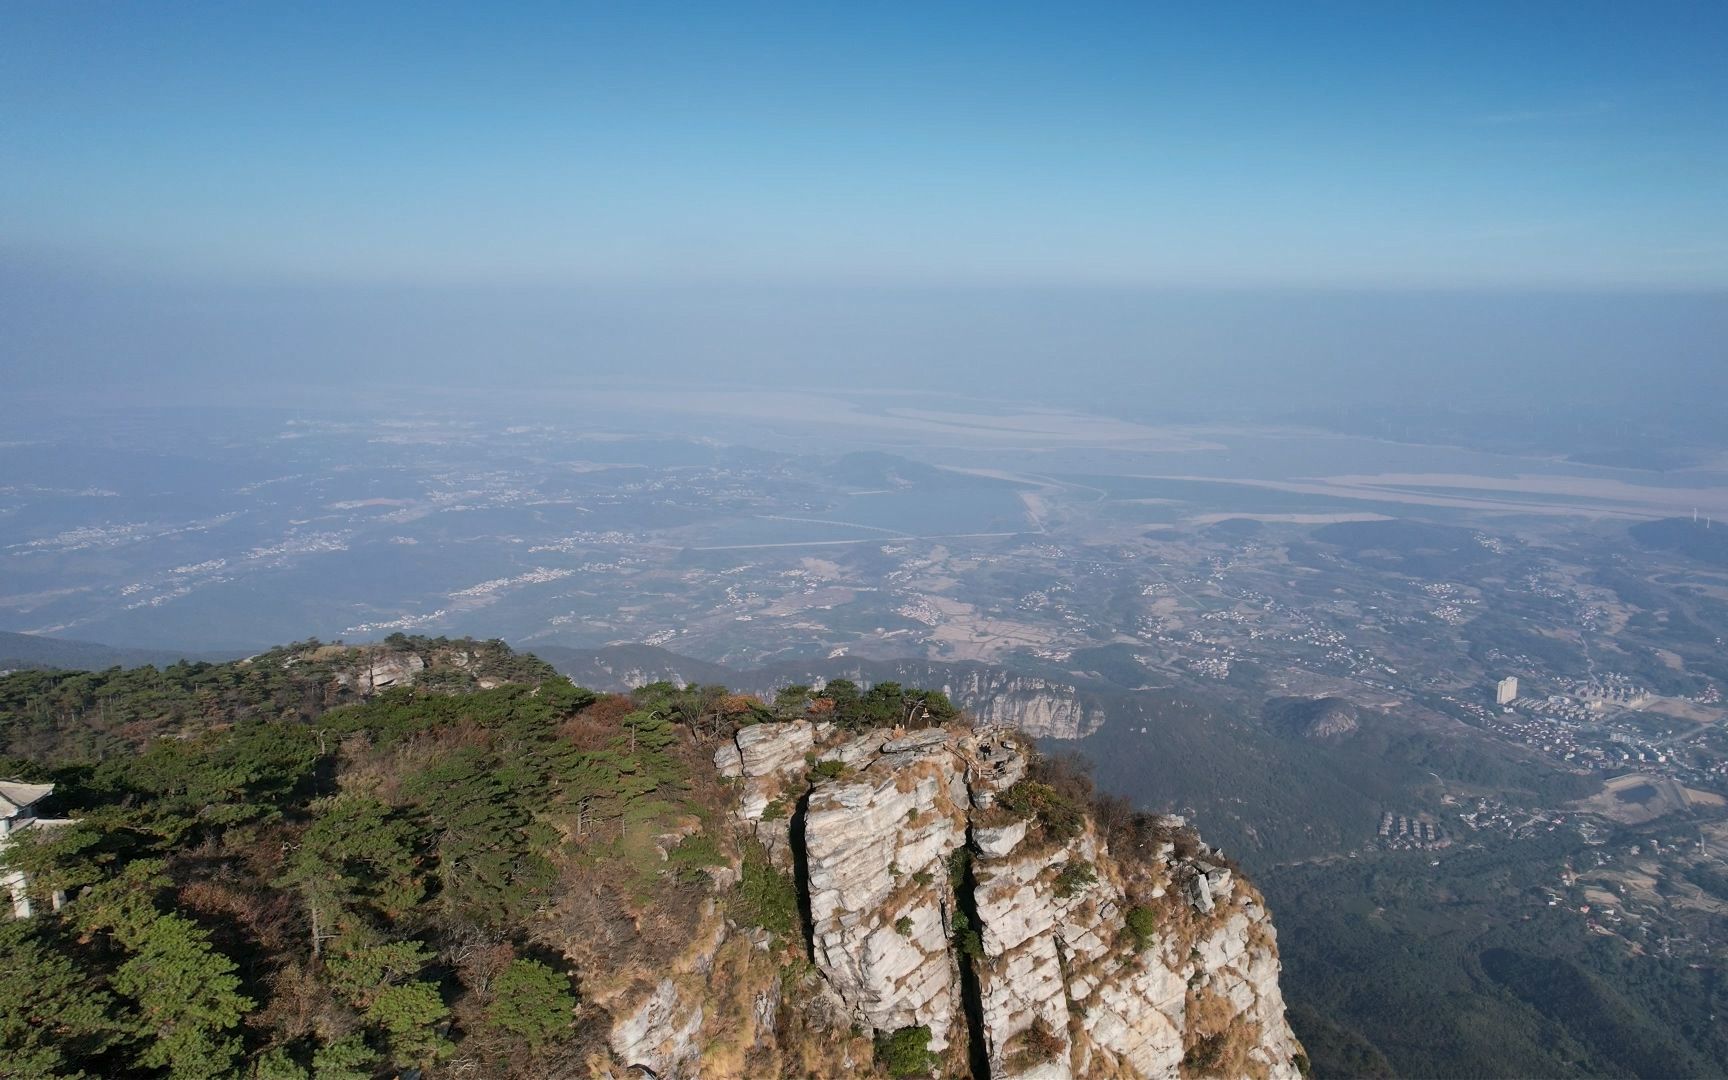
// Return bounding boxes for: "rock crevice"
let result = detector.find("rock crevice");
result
[629,720,1303,1078]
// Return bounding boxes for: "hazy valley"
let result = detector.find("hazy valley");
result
[8,401,1728,1075]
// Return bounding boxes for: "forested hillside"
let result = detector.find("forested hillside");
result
[0,640,971,1078]
[1269,841,1728,1079]
[0,635,554,762]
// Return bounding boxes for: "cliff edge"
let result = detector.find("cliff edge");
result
[603,718,1305,1079]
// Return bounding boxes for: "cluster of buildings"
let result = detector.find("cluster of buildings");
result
[1522,694,1595,723]
[1421,582,1479,625]
[1469,676,1702,776]
[1378,811,1450,850]
[1465,672,1728,791]
[1458,796,1568,840]
[1430,601,1471,625]
[893,597,943,626]
[1478,700,1652,771]
[1571,675,1650,707]
[1473,533,1512,555]
[1187,655,1231,679]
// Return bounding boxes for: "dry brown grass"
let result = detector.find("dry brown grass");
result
[1004,1016,1068,1071]
[772,971,876,1078]
[251,960,357,1045]
[691,931,774,1077]
[584,693,641,725]
[1181,985,1264,1079]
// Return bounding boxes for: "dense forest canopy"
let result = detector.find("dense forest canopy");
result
[0,638,965,1079]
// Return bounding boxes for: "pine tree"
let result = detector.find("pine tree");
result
[0,919,126,1079]
[110,914,253,1079]
[486,958,576,1047]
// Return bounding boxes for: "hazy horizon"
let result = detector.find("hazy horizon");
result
[6,267,1725,423]
[6,2,1726,426]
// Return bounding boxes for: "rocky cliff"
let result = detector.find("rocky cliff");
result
[535,645,1107,739]
[595,718,1304,1079]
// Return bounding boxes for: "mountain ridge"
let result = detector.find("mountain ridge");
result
[0,628,236,672]
[528,643,1108,740]
[0,636,1305,1078]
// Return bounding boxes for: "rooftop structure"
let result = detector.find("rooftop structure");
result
[1,780,72,917]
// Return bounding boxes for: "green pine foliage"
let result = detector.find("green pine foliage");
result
[486,959,576,1047]
[0,919,125,1079]
[0,639,732,1075]
[874,1024,938,1078]
[0,641,983,1076]
[107,913,254,1078]
[309,1034,378,1080]
[734,839,800,938]
[1124,905,1159,951]
[364,981,451,1066]
[1052,859,1097,898]
[0,636,556,763]
[950,910,983,961]
[997,780,1087,842]
[247,1046,310,1080]
[812,679,959,729]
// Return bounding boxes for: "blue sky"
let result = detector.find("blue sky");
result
[5,1,1726,289]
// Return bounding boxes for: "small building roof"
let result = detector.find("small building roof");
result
[0,781,55,816]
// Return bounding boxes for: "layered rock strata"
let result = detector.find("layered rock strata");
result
[616,720,1302,1078]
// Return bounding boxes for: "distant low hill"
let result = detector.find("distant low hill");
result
[525,642,739,690]
[0,630,232,672]
[1631,517,1728,568]
[1204,517,1268,540]
[1312,518,1496,578]
[0,635,557,762]
[1263,696,1362,738]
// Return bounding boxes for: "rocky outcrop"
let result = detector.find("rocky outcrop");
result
[630,719,1304,1078]
[317,640,533,695]
[713,719,813,867]
[970,823,1298,1079]
[329,649,425,693]
[805,746,969,1049]
[1263,696,1361,739]
[542,646,1109,739]
[612,976,706,1076]
[928,669,1105,740]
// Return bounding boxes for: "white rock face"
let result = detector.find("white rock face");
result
[881,728,950,754]
[821,727,894,769]
[961,728,1030,808]
[333,651,427,694]
[972,834,1086,1080]
[973,818,1028,859]
[607,719,1304,1079]
[713,741,745,778]
[939,671,1106,739]
[610,977,704,1078]
[734,721,815,778]
[972,821,1302,1080]
[365,652,424,691]
[719,721,821,868]
[804,740,970,1050]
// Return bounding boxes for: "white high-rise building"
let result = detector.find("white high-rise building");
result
[1496,676,1519,706]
